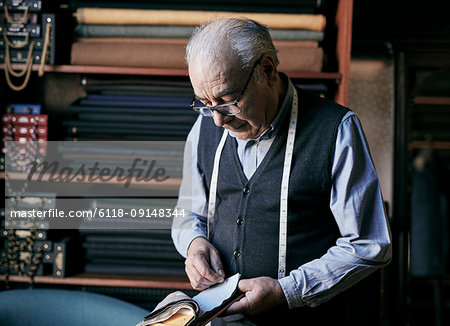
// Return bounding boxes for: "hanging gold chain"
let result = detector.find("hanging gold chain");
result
[4,3,30,25]
[3,28,30,49]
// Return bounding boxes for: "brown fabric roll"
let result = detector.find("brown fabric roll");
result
[275,42,324,72]
[71,38,188,69]
[71,38,323,72]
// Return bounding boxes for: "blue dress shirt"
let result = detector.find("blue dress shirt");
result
[172,76,392,309]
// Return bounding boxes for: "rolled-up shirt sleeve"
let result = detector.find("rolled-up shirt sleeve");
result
[278,112,392,308]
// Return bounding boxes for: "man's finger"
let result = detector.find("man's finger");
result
[209,252,225,279]
[237,279,252,292]
[226,295,249,315]
[195,254,224,283]
[186,254,223,289]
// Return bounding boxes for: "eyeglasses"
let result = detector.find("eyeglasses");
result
[190,56,263,117]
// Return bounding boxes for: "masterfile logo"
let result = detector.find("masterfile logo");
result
[5,140,189,197]
[27,157,170,188]
[4,140,193,230]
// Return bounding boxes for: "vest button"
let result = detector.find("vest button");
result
[243,187,250,194]
[233,250,241,258]
[236,218,244,225]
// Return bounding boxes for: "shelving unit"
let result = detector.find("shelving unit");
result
[1,0,354,309]
[0,0,353,105]
[393,44,450,326]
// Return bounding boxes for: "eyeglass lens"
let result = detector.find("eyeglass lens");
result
[193,100,241,117]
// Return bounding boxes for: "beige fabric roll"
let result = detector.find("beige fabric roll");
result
[74,8,326,31]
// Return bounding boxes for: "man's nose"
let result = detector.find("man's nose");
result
[212,110,233,127]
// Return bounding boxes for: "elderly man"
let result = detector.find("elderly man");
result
[172,18,391,325]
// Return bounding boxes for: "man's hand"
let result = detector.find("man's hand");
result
[185,237,225,290]
[227,277,288,315]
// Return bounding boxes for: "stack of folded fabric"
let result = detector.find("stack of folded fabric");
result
[55,138,186,276]
[59,76,193,276]
[77,192,185,276]
[70,1,327,72]
[80,228,186,276]
[63,76,196,141]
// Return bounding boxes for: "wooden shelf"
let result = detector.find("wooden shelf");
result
[0,63,342,81]
[0,273,192,289]
[413,96,450,105]
[408,140,450,150]
[0,63,189,77]
[286,71,342,80]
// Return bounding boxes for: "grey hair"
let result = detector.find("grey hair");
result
[185,18,279,72]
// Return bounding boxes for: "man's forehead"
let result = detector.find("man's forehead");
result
[189,59,241,99]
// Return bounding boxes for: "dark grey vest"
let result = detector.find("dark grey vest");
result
[197,88,349,280]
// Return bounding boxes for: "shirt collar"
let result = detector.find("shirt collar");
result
[228,72,294,142]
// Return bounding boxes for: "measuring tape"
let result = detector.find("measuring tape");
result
[208,88,298,279]
[278,88,298,278]
[207,129,228,239]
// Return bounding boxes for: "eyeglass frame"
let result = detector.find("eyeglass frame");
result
[190,55,264,117]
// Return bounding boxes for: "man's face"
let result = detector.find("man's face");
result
[189,56,278,140]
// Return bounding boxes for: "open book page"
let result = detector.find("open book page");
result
[193,273,242,317]
[193,273,241,314]
[137,291,197,326]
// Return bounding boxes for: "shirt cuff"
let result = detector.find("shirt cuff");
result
[278,275,305,309]
[171,228,207,258]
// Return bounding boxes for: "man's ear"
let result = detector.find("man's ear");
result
[260,54,278,84]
